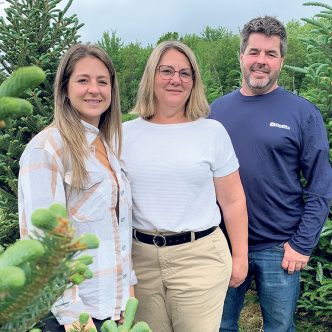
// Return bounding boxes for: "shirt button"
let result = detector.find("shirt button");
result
[122,245,126,251]
[121,217,126,223]
[120,190,125,196]
[123,274,127,279]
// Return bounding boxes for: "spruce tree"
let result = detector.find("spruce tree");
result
[0,0,84,246]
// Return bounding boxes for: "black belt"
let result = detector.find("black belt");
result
[133,226,217,247]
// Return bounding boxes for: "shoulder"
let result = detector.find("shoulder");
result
[122,118,143,137]
[209,89,241,119]
[198,118,225,129]
[277,87,317,109]
[21,127,64,159]
[210,89,240,107]
[277,88,322,120]
[123,117,141,130]
[196,118,230,137]
[122,118,144,148]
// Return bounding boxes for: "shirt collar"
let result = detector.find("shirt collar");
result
[81,120,100,145]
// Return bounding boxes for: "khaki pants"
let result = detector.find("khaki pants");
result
[132,227,232,332]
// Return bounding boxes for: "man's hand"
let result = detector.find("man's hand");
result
[229,256,248,288]
[281,242,310,274]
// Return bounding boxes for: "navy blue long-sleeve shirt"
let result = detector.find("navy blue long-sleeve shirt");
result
[210,87,332,255]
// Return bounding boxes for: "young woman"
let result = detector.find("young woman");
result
[122,41,248,332]
[18,44,136,331]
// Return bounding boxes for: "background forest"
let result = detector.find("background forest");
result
[0,0,330,331]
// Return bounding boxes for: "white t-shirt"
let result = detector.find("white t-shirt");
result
[122,117,239,232]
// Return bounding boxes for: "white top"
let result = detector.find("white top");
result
[122,117,239,232]
[18,121,136,324]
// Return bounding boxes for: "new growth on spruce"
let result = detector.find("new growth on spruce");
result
[0,0,84,248]
[0,66,45,129]
[0,65,46,247]
[0,203,99,332]
[68,298,152,332]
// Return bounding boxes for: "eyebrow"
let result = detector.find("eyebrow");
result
[74,74,110,79]
[160,65,192,70]
[248,47,279,54]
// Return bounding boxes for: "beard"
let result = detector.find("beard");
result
[242,63,280,95]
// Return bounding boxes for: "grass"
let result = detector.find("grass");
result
[239,290,263,332]
[239,290,330,332]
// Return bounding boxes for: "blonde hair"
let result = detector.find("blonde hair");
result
[133,41,209,120]
[53,43,122,188]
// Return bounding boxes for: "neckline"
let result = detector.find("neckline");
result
[138,117,203,127]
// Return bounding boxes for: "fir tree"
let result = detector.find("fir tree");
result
[0,0,84,246]
[0,203,98,332]
[285,2,332,323]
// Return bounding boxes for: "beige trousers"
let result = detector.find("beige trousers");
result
[132,227,232,332]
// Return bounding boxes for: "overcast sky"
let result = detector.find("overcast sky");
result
[0,0,322,46]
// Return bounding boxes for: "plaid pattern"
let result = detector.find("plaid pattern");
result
[18,121,136,325]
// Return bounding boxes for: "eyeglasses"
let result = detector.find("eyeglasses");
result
[158,65,194,83]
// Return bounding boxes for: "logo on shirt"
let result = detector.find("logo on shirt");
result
[269,122,290,130]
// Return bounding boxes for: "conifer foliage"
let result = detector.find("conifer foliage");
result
[0,203,99,332]
[0,0,83,246]
[285,2,332,323]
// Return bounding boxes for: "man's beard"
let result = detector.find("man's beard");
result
[242,64,279,95]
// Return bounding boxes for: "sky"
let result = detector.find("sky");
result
[0,0,323,46]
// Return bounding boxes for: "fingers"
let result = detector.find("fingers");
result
[282,260,306,274]
[295,262,303,271]
[287,261,296,274]
[229,278,245,288]
[117,311,125,325]
[281,257,288,271]
[282,242,310,274]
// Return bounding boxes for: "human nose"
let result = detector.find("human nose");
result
[87,81,100,94]
[170,71,181,83]
[256,52,267,64]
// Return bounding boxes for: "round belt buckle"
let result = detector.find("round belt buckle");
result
[153,234,166,247]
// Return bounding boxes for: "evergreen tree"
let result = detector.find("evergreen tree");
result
[279,20,311,93]
[285,2,331,123]
[0,0,83,246]
[285,2,331,323]
[99,31,152,113]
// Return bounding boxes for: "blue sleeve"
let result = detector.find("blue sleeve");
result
[289,109,332,255]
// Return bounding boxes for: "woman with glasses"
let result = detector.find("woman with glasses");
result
[122,41,248,332]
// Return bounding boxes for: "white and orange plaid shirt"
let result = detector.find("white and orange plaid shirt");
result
[18,121,136,325]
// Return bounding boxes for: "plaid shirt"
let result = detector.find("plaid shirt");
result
[18,121,136,324]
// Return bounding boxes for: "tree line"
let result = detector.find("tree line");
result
[98,21,312,113]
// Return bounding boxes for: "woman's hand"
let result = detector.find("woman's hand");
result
[117,287,136,325]
[117,311,125,325]
[129,285,135,297]
[229,255,248,288]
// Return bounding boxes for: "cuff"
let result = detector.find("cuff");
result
[51,286,86,325]
[130,269,137,286]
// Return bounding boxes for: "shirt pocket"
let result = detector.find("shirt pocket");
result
[64,171,107,223]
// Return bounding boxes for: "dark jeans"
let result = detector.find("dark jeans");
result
[43,313,109,332]
[220,243,300,332]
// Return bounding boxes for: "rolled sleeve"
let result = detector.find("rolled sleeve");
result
[51,287,86,325]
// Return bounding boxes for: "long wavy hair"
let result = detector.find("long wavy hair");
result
[53,43,122,188]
